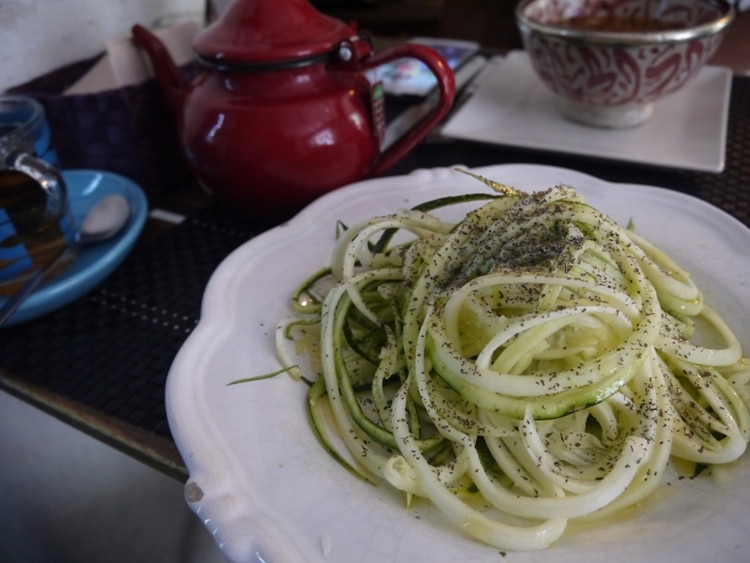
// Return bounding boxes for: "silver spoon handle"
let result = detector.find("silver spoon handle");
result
[0,244,76,327]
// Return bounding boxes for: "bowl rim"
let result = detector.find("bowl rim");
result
[515,0,735,45]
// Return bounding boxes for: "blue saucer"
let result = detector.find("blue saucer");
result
[1,169,148,326]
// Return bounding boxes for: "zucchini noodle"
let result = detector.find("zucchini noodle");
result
[275,177,750,551]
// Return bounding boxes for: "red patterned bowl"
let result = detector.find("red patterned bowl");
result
[515,0,735,128]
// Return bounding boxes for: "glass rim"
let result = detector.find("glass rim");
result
[0,95,46,162]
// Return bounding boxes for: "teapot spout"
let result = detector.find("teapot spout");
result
[131,24,187,119]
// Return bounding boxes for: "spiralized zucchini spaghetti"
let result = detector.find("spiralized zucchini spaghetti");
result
[275,174,750,551]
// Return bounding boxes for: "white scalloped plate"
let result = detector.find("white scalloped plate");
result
[167,164,750,563]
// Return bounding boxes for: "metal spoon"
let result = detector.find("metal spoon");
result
[78,194,130,243]
[0,194,131,326]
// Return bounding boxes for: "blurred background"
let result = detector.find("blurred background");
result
[1,0,517,93]
[1,0,205,92]
[2,0,746,93]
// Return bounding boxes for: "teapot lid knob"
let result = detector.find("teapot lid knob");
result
[195,0,356,66]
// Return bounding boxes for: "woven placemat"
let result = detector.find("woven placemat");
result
[0,75,747,442]
[0,204,258,437]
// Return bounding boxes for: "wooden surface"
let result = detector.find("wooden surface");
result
[711,9,750,74]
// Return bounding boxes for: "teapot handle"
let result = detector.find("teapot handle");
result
[359,43,456,176]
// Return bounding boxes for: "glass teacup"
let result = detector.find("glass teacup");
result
[0,96,76,296]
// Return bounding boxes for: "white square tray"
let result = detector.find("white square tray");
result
[441,51,732,173]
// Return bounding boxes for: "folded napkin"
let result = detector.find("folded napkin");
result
[64,20,199,95]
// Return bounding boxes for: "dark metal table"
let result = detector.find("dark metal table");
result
[1,75,747,482]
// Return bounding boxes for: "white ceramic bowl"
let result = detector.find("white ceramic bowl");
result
[515,0,735,128]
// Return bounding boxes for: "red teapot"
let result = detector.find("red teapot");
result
[132,0,456,213]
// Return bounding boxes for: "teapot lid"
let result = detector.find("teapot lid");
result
[194,0,355,67]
